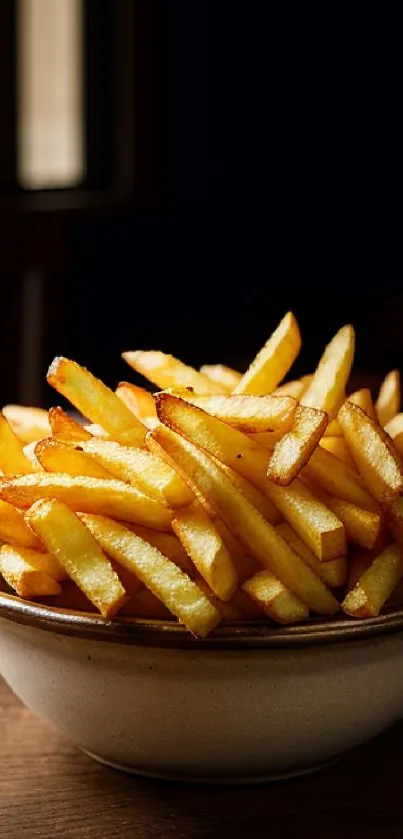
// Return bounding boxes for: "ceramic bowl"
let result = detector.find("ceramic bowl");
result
[1,589,403,783]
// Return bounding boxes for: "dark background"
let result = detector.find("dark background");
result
[0,1,401,407]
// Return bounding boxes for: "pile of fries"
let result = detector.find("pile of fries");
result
[2,312,403,638]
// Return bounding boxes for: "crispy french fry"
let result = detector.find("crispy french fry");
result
[319,436,357,471]
[0,413,35,475]
[168,393,297,433]
[303,443,379,512]
[200,364,242,392]
[155,394,346,562]
[323,419,342,436]
[385,414,403,458]
[272,375,312,398]
[347,550,376,592]
[230,589,264,619]
[247,430,286,448]
[2,405,51,444]
[339,402,403,508]
[267,405,328,486]
[151,422,339,614]
[81,514,221,637]
[48,407,92,442]
[242,571,309,624]
[301,325,355,418]
[216,461,280,524]
[35,439,113,480]
[276,522,347,588]
[376,370,400,428]
[0,499,44,550]
[347,389,377,421]
[0,473,173,530]
[129,525,196,576]
[342,544,403,617]
[0,545,66,581]
[308,483,383,550]
[26,499,126,618]
[122,350,222,394]
[0,544,62,598]
[116,382,157,424]
[233,312,301,395]
[76,439,192,508]
[172,503,238,601]
[47,357,146,446]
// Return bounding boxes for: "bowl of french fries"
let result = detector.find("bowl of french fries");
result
[2,314,403,781]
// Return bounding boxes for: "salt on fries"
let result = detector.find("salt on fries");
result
[0,316,403,636]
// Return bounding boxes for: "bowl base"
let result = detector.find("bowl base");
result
[81,748,339,784]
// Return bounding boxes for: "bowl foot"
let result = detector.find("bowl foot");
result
[81,748,339,784]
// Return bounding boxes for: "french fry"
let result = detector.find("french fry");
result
[338,402,403,508]
[216,461,280,524]
[307,484,383,550]
[47,357,146,446]
[267,405,328,486]
[323,419,342,436]
[303,443,379,512]
[243,571,309,624]
[0,499,44,550]
[233,312,301,395]
[122,350,222,394]
[247,430,286,448]
[319,436,357,471]
[116,382,157,424]
[129,525,196,576]
[0,545,66,581]
[0,544,62,598]
[342,544,403,617]
[22,442,43,470]
[168,393,297,433]
[76,439,192,508]
[0,473,173,530]
[26,499,126,618]
[347,550,377,592]
[301,325,355,418]
[151,422,339,614]
[35,439,113,480]
[347,389,377,422]
[0,413,35,475]
[2,405,51,444]
[276,522,347,588]
[200,364,242,392]
[48,406,92,442]
[272,375,312,398]
[155,394,346,562]
[172,503,238,601]
[230,589,264,619]
[192,577,244,622]
[81,514,221,637]
[376,370,400,428]
[385,413,403,458]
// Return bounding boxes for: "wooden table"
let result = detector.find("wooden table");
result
[1,677,402,839]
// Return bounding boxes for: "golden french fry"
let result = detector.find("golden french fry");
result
[35,439,113,480]
[26,499,126,618]
[315,488,383,551]
[77,439,192,508]
[276,522,347,588]
[129,525,196,577]
[301,325,355,418]
[347,550,377,592]
[0,544,62,598]
[0,413,35,475]
[2,405,51,444]
[0,499,44,550]
[168,393,297,433]
[319,436,357,471]
[343,544,403,617]
[122,350,222,394]
[172,503,238,601]
[339,402,403,508]
[385,413,403,458]
[48,406,93,442]
[81,514,221,637]
[151,422,339,614]
[216,461,280,524]
[267,405,328,486]
[303,443,379,512]
[47,357,146,446]
[323,419,342,436]
[116,382,157,424]
[376,370,400,428]
[347,389,377,421]
[246,430,286,448]
[200,364,242,392]
[0,545,66,581]
[0,473,173,530]
[272,375,312,398]
[155,394,346,562]
[230,589,264,619]
[233,312,301,395]
[243,570,309,624]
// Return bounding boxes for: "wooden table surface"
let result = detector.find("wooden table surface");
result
[1,678,402,839]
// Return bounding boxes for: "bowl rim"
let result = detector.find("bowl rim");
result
[1,591,403,649]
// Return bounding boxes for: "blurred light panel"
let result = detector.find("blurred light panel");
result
[17,0,84,189]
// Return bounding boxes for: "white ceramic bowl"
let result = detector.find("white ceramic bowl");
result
[1,589,403,783]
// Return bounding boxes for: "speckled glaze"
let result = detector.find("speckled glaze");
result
[1,592,403,782]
